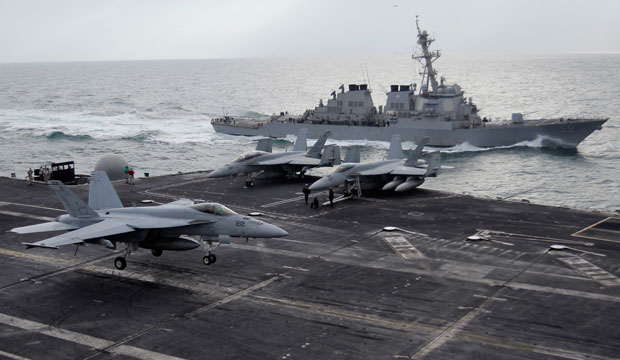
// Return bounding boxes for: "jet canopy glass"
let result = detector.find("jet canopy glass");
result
[233,151,267,163]
[335,164,355,173]
[191,202,237,216]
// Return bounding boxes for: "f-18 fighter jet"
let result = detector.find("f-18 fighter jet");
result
[309,135,441,196]
[208,129,339,187]
[10,171,287,270]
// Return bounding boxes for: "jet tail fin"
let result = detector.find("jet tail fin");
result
[404,137,430,166]
[293,128,308,152]
[320,145,341,166]
[344,146,361,163]
[425,151,441,177]
[306,131,331,158]
[89,171,123,210]
[49,180,99,218]
[255,138,272,153]
[387,134,404,160]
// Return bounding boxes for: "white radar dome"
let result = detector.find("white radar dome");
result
[94,154,129,181]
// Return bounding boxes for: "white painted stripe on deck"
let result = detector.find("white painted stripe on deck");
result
[0,210,56,222]
[0,201,65,212]
[0,349,32,360]
[0,313,186,360]
[261,190,329,208]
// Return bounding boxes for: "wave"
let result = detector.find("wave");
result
[44,130,93,141]
[439,135,551,154]
[121,130,163,142]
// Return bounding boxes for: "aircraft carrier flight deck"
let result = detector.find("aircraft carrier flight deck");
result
[1,172,619,360]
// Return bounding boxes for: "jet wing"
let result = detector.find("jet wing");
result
[288,157,321,166]
[250,153,301,165]
[389,165,427,176]
[23,219,135,249]
[11,221,79,234]
[353,163,399,176]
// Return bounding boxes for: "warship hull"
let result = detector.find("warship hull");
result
[212,117,607,148]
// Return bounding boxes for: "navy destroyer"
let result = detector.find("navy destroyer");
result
[212,19,607,148]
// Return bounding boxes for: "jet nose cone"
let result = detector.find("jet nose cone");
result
[262,223,288,238]
[208,167,228,178]
[309,177,330,191]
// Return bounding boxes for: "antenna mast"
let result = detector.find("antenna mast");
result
[412,15,441,93]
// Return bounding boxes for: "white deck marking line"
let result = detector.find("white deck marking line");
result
[0,210,56,222]
[0,201,65,212]
[261,190,329,208]
[0,349,32,360]
[556,254,620,286]
[0,313,186,360]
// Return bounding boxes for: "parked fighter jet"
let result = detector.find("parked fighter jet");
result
[309,135,441,195]
[207,129,340,187]
[10,171,288,270]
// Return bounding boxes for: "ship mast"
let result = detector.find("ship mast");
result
[413,16,441,94]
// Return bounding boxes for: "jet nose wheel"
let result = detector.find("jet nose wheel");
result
[151,249,163,257]
[202,253,217,265]
[114,257,127,270]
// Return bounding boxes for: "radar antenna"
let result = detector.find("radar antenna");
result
[412,15,441,94]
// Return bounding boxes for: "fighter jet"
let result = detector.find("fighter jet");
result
[208,129,340,187]
[309,135,441,195]
[10,171,288,270]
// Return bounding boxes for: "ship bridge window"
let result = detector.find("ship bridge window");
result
[233,151,267,162]
[191,202,237,216]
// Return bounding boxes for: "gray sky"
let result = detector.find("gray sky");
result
[1,0,619,63]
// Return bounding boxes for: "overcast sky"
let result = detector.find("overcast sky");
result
[1,0,619,63]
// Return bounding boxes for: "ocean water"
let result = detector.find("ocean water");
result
[0,54,618,212]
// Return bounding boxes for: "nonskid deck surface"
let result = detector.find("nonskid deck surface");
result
[1,173,620,359]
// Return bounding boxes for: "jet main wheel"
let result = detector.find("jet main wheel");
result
[249,180,255,187]
[114,257,127,270]
[151,249,163,257]
[203,253,217,265]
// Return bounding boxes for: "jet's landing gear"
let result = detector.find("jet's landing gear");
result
[114,257,126,270]
[151,249,163,257]
[200,238,220,266]
[202,252,217,265]
[245,174,255,187]
[114,243,138,270]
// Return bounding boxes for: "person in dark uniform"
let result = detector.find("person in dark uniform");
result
[311,197,319,209]
[328,187,334,207]
[302,184,311,204]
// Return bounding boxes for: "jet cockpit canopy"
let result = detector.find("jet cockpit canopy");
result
[335,163,355,173]
[234,151,267,163]
[191,202,237,216]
